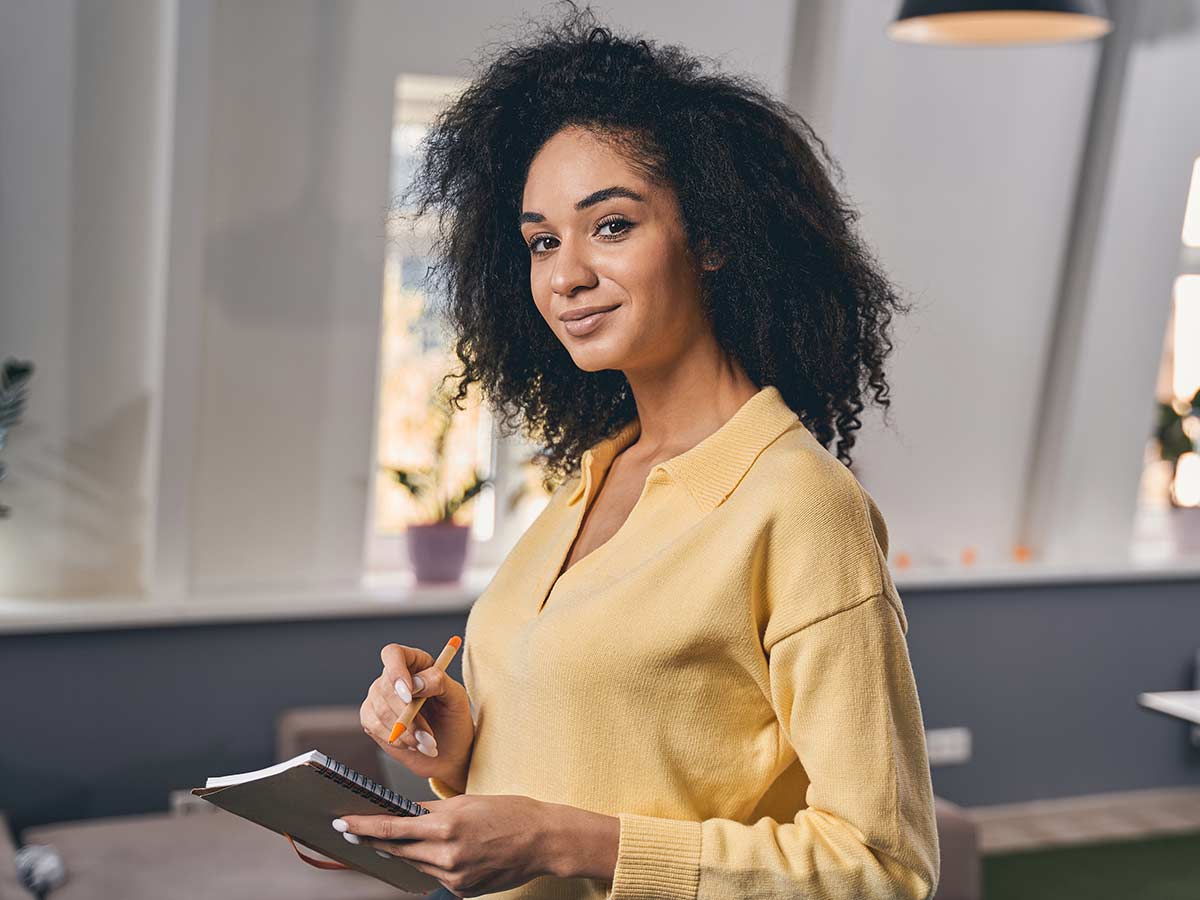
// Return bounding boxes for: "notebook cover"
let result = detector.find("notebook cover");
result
[191,762,442,893]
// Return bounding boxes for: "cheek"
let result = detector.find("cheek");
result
[528,272,553,323]
[619,231,692,293]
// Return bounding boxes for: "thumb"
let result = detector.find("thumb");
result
[415,667,470,714]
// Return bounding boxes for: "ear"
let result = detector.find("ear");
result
[698,241,726,272]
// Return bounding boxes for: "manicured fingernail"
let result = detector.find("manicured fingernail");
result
[394,678,411,703]
[331,818,349,833]
[343,832,361,845]
[417,742,438,757]
[412,674,426,695]
[415,730,436,749]
[375,850,390,859]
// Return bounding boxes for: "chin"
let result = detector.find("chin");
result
[564,336,632,373]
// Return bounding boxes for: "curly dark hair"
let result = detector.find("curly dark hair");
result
[396,1,910,488]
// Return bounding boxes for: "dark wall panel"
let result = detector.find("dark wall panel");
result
[3,578,1199,835]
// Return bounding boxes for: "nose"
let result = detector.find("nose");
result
[549,236,599,297]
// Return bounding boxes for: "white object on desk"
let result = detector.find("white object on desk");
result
[1138,690,1200,747]
[1139,690,1200,724]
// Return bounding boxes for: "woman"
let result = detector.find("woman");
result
[336,5,940,898]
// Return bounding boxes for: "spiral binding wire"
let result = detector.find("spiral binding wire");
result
[312,753,432,817]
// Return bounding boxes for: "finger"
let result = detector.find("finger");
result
[360,700,393,749]
[378,670,421,731]
[338,814,426,842]
[409,711,436,746]
[409,664,445,701]
[369,690,421,749]
[357,836,440,866]
[377,676,438,751]
[370,674,414,745]
[373,685,427,750]
[354,838,454,885]
[380,644,435,699]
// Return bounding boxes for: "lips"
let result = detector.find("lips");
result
[559,304,620,322]
[561,305,618,337]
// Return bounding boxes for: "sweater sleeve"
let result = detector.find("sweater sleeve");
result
[428,776,464,800]
[608,592,940,900]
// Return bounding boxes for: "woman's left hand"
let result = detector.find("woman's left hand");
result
[334,794,560,897]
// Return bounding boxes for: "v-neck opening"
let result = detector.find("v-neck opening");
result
[531,385,800,618]
[551,461,614,581]
[536,463,615,615]
[535,453,662,617]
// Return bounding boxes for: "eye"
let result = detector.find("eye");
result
[525,216,637,256]
[595,215,634,238]
[527,233,556,254]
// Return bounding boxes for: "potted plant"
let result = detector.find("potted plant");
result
[381,387,493,584]
[1154,387,1200,555]
[0,357,34,520]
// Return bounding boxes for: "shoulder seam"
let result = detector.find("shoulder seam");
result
[764,590,886,652]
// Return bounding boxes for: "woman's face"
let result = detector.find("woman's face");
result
[519,127,712,376]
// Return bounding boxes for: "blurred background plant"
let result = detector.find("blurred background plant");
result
[1154,386,1200,508]
[0,357,35,519]
[380,384,492,524]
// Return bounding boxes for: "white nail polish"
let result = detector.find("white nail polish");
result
[394,678,411,703]
[343,832,361,845]
[415,730,436,748]
[412,674,425,695]
[375,850,390,859]
[331,818,349,833]
[417,742,438,757]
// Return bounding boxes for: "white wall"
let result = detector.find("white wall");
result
[0,0,171,596]
[786,0,1200,569]
[1022,0,1200,564]
[788,0,1100,569]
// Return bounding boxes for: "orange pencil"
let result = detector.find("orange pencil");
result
[388,635,462,744]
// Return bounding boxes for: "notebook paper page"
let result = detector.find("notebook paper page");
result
[205,751,321,788]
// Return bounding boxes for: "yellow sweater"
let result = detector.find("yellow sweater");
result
[429,385,940,899]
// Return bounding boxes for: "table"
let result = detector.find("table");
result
[1138,690,1200,747]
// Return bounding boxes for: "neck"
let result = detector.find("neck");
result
[621,348,761,464]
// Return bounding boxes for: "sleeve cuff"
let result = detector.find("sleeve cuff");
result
[609,813,701,900]
[427,776,464,799]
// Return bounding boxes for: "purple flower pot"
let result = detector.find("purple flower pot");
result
[406,520,471,584]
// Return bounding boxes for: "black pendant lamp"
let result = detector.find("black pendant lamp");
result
[888,1,1112,46]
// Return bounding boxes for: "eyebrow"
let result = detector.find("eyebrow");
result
[518,185,646,225]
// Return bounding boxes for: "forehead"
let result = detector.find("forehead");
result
[522,127,653,208]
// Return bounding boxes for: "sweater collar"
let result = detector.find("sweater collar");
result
[567,385,802,514]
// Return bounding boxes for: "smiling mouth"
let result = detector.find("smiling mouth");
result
[562,306,619,337]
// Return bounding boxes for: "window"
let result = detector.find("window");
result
[1183,157,1200,249]
[1132,158,1200,562]
[365,75,552,574]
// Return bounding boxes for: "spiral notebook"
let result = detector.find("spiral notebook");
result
[191,750,443,894]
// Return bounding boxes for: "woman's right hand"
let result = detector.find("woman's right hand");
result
[360,643,475,789]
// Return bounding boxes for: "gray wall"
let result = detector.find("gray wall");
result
[3,578,1199,836]
[0,611,469,835]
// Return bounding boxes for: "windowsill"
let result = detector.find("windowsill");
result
[3,557,1200,636]
[891,556,1200,591]
[0,567,492,636]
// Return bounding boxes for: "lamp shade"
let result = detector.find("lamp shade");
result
[888,0,1112,46]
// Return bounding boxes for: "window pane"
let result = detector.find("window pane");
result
[371,74,493,542]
